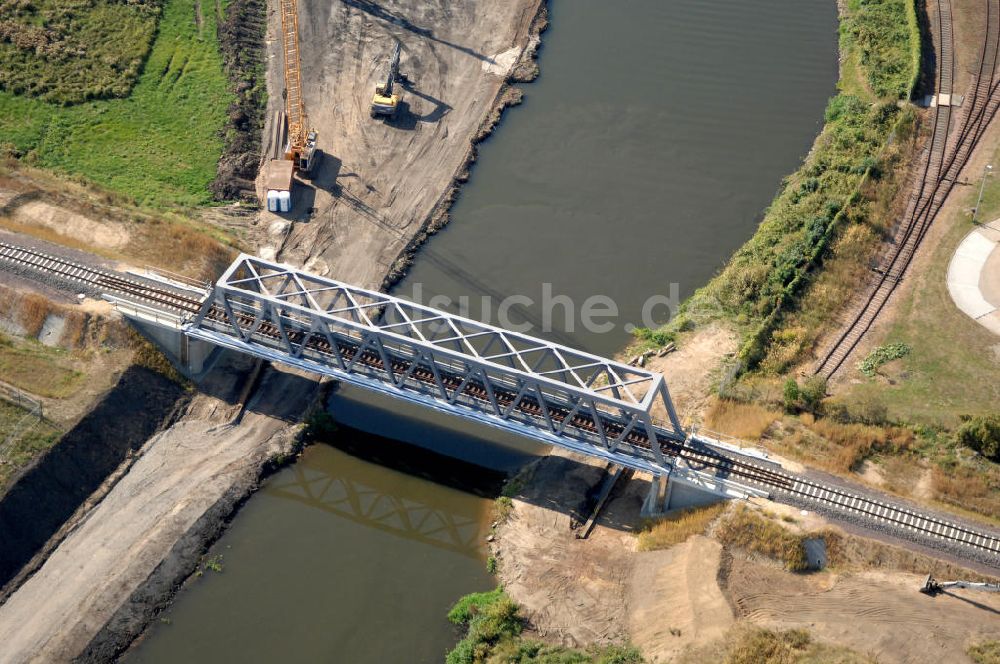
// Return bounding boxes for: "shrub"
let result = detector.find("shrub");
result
[630,327,674,347]
[783,379,800,413]
[798,376,827,414]
[858,342,910,377]
[955,415,1000,461]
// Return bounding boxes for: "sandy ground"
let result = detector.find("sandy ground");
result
[0,360,318,662]
[643,324,738,425]
[258,0,543,288]
[498,458,1000,663]
[628,536,734,664]
[725,558,1000,664]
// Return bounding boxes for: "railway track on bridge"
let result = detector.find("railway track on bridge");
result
[2,241,998,561]
[816,0,1000,377]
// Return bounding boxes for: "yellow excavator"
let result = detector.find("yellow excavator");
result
[371,41,402,118]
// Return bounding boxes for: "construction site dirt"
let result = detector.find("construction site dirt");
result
[257,0,545,289]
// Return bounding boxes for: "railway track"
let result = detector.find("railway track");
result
[815,0,1000,377]
[0,242,203,315]
[1,241,998,559]
[212,308,1000,558]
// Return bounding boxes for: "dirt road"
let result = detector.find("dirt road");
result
[260,0,543,288]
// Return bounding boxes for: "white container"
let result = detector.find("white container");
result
[278,191,291,213]
[266,190,280,212]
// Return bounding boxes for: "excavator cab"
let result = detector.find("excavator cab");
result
[298,130,319,173]
[371,41,402,118]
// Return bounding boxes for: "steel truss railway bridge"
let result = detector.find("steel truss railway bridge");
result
[111,253,773,509]
[1,243,998,560]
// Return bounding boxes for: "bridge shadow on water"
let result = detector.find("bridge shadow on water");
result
[285,422,647,560]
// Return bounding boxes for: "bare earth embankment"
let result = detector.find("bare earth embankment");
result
[0,0,545,660]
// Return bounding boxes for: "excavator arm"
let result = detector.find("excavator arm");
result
[921,574,1000,595]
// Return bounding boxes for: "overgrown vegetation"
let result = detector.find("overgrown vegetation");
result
[0,0,233,207]
[637,502,726,551]
[446,588,643,664]
[715,504,809,571]
[954,414,1000,462]
[0,0,161,104]
[840,0,921,99]
[858,342,911,377]
[679,625,875,664]
[969,640,1000,664]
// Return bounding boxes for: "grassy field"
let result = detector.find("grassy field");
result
[0,399,61,490]
[0,333,84,399]
[0,0,232,207]
[0,0,161,104]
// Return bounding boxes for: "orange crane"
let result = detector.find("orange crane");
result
[278,0,316,172]
[264,0,317,212]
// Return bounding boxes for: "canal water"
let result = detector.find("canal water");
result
[127,0,837,661]
[394,0,839,357]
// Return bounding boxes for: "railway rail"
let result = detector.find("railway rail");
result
[815,0,1000,377]
[2,240,998,559]
[0,242,203,315]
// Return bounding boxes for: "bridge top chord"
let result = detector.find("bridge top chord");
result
[213,255,681,423]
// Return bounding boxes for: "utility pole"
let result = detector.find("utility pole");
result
[973,163,993,224]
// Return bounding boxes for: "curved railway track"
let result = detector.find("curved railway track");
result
[816,0,1000,377]
[2,241,998,559]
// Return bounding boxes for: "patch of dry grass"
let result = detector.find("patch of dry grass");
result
[806,419,914,473]
[0,333,84,398]
[931,464,1000,521]
[704,398,781,441]
[17,292,52,338]
[715,504,809,571]
[969,640,1000,664]
[822,527,999,581]
[637,502,727,552]
[678,624,875,664]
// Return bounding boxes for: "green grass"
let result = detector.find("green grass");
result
[0,333,84,399]
[446,588,644,664]
[0,399,61,490]
[841,0,921,99]
[840,174,1000,427]
[0,0,161,104]
[0,0,232,207]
